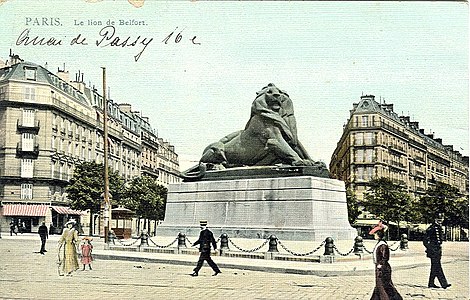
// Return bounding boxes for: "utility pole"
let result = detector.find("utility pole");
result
[101,67,111,244]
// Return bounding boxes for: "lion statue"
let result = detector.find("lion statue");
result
[182,83,327,179]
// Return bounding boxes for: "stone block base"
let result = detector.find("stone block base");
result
[157,176,357,241]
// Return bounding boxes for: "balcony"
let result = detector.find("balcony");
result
[388,145,407,156]
[16,143,39,158]
[17,119,40,134]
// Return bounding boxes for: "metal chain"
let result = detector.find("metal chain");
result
[114,237,141,247]
[389,242,401,252]
[362,245,373,254]
[228,238,269,253]
[148,237,178,248]
[277,239,326,256]
[333,245,355,256]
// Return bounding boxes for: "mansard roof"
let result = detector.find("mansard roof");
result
[350,94,468,163]
[0,61,89,106]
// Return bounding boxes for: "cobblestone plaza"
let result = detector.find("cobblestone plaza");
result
[0,234,467,299]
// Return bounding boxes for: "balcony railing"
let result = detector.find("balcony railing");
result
[17,119,40,133]
[16,143,39,158]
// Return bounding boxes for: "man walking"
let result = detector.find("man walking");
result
[38,221,48,255]
[191,220,221,277]
[423,213,451,289]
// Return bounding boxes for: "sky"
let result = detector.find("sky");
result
[0,0,468,171]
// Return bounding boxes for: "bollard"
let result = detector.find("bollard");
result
[177,232,187,248]
[219,233,229,254]
[268,235,279,252]
[108,230,116,245]
[323,237,334,256]
[353,236,364,257]
[400,233,409,250]
[140,230,149,247]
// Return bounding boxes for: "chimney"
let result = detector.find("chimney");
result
[400,116,410,124]
[56,65,70,82]
[360,95,375,101]
[434,138,442,144]
[118,103,132,113]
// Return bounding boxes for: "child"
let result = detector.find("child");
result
[80,237,93,270]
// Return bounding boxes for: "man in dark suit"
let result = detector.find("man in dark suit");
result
[38,221,49,255]
[423,213,451,289]
[191,220,221,277]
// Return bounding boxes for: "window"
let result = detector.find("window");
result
[21,133,34,151]
[365,149,374,162]
[24,68,37,80]
[21,184,33,199]
[361,116,369,127]
[366,167,374,180]
[355,149,364,162]
[51,160,55,177]
[364,132,374,145]
[22,109,35,127]
[354,133,363,145]
[356,167,364,181]
[21,159,34,178]
[24,87,36,101]
[59,163,64,180]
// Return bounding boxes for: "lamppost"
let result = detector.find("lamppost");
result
[100,67,111,244]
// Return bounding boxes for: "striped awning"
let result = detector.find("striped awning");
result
[51,206,85,215]
[2,204,49,217]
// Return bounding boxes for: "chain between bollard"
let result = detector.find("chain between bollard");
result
[389,240,401,252]
[333,245,355,256]
[228,237,269,253]
[277,239,326,256]
[148,237,178,248]
[114,237,141,247]
[362,245,374,254]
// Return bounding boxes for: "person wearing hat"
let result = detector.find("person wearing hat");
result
[423,213,451,289]
[190,220,221,277]
[38,221,48,254]
[369,221,402,300]
[57,219,80,276]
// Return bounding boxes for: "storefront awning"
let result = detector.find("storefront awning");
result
[2,204,49,217]
[51,206,85,215]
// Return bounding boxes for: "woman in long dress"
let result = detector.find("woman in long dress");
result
[58,219,80,276]
[369,221,403,300]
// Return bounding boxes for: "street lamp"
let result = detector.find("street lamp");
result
[100,67,112,244]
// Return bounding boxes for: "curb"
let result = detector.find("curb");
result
[92,252,434,277]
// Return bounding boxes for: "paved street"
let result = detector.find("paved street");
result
[0,235,468,299]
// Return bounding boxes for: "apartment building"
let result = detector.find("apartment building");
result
[330,95,468,202]
[0,52,180,234]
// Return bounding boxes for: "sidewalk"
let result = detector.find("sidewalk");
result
[3,233,466,277]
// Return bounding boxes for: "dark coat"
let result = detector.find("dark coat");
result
[423,223,443,258]
[38,224,48,239]
[370,241,403,300]
[193,228,217,253]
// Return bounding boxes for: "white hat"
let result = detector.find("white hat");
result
[65,219,76,226]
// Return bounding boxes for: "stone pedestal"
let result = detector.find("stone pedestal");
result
[157,176,357,241]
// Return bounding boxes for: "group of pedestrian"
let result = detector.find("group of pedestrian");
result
[30,214,452,294]
[35,219,93,276]
[9,220,26,235]
[368,212,451,299]
[188,216,452,296]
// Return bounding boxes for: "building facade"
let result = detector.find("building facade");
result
[330,94,468,215]
[0,52,180,234]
